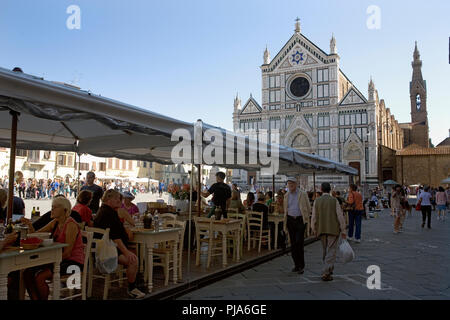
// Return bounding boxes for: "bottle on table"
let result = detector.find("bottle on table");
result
[35,207,40,217]
[31,206,36,217]
[5,219,14,234]
[143,209,152,229]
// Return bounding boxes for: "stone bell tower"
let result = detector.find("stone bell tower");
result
[409,42,429,148]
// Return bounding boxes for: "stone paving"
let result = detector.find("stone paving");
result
[178,207,450,300]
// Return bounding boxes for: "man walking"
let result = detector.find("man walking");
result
[283,177,311,274]
[81,171,104,214]
[311,183,347,281]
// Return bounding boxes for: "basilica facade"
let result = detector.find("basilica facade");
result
[232,19,403,191]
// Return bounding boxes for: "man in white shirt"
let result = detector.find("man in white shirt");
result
[283,177,311,274]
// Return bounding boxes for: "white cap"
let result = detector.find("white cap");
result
[287,177,297,183]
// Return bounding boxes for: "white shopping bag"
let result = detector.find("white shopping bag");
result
[337,238,355,264]
[95,233,118,274]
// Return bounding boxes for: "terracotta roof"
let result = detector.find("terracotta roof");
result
[397,145,450,156]
[437,137,450,147]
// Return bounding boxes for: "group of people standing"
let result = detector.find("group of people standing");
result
[202,172,364,282]
[389,184,449,233]
[8,178,80,200]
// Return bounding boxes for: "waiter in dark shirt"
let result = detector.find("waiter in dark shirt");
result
[203,171,231,219]
[80,171,104,214]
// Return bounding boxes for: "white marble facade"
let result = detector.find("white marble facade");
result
[232,20,383,190]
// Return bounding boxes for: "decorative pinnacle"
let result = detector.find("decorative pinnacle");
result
[295,17,301,33]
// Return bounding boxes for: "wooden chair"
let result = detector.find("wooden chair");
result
[48,230,93,300]
[153,220,186,285]
[160,213,177,226]
[194,217,223,268]
[136,202,148,214]
[85,227,126,300]
[247,211,271,253]
[227,212,246,259]
[78,221,86,230]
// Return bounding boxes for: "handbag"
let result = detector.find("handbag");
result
[415,198,422,211]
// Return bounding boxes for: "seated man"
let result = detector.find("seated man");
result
[93,189,145,299]
[251,192,269,231]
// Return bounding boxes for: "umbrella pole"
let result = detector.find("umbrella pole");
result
[187,163,193,282]
[313,171,316,197]
[197,164,201,216]
[272,175,275,200]
[6,111,19,224]
[76,152,81,198]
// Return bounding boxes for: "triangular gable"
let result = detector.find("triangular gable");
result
[278,51,319,70]
[339,87,368,106]
[240,97,262,114]
[265,33,331,72]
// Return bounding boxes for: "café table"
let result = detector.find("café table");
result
[130,227,181,293]
[268,214,286,250]
[0,243,67,300]
[195,218,241,268]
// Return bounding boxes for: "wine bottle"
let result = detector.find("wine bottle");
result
[36,207,40,217]
[5,219,14,234]
[31,206,36,217]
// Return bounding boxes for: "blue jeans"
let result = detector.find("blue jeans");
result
[348,210,363,240]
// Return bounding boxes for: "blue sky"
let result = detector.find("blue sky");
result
[1,0,449,144]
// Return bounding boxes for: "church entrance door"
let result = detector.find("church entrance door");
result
[348,162,361,186]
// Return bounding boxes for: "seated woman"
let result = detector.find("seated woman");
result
[116,192,135,228]
[243,192,255,210]
[21,197,85,300]
[32,194,82,231]
[274,190,284,214]
[228,190,246,213]
[72,190,94,227]
[120,191,139,218]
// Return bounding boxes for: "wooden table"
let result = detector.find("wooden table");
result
[268,214,286,250]
[0,243,67,300]
[195,219,241,268]
[130,227,181,293]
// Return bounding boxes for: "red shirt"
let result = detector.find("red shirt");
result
[54,217,85,265]
[72,203,93,224]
